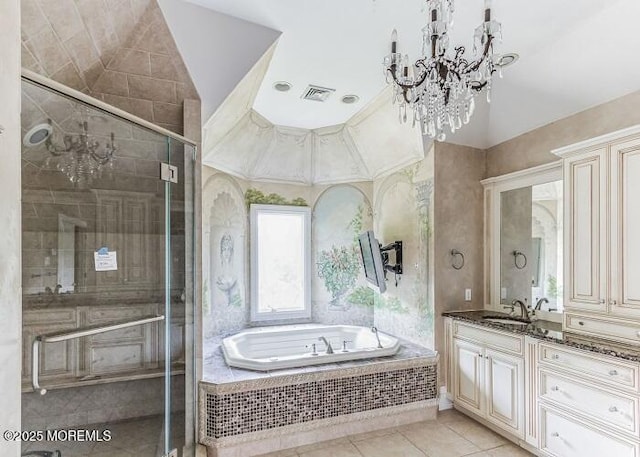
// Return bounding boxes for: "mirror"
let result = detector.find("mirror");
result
[500,180,563,313]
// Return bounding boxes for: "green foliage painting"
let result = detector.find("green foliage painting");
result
[316,205,366,308]
[317,245,361,306]
[245,188,307,208]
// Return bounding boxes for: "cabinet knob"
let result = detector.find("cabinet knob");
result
[578,321,585,326]
[550,386,560,392]
[551,432,560,438]
[610,300,617,305]
[599,299,605,304]
[609,406,618,413]
[551,354,560,360]
[609,370,618,376]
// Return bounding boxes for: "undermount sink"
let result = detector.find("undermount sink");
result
[483,318,530,326]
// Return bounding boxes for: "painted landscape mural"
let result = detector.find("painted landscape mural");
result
[202,164,436,349]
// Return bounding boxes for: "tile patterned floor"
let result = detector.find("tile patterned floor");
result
[258,409,534,457]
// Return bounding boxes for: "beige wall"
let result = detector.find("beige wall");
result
[485,90,640,177]
[0,0,22,455]
[433,142,485,374]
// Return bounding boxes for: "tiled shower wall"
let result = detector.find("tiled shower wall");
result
[20,0,201,435]
[21,0,199,134]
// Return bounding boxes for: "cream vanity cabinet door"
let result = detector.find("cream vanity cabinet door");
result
[564,148,608,313]
[540,405,639,457]
[453,338,484,416]
[485,348,524,435]
[609,137,640,319]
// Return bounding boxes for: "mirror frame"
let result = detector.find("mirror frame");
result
[481,161,563,314]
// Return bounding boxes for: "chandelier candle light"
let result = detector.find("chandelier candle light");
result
[384,0,511,141]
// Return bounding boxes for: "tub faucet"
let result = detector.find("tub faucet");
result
[371,327,383,348]
[318,336,334,354]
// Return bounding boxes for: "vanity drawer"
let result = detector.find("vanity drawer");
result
[539,343,639,391]
[540,405,639,457]
[452,322,523,356]
[540,369,639,435]
[565,313,640,345]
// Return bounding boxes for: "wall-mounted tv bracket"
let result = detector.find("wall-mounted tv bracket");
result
[380,241,403,286]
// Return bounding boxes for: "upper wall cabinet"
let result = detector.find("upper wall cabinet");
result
[563,148,608,313]
[553,126,640,342]
[610,138,640,317]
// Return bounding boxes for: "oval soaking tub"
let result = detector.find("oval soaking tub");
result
[222,324,400,371]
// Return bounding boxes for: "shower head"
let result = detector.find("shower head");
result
[23,123,52,147]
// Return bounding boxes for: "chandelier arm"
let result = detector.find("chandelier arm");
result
[91,150,115,165]
[45,140,71,156]
[460,35,495,75]
[386,64,429,91]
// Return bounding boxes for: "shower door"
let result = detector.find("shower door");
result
[20,76,194,457]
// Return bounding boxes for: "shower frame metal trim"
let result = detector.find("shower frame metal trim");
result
[21,68,197,147]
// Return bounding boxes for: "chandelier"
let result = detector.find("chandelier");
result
[383,0,514,141]
[45,114,117,185]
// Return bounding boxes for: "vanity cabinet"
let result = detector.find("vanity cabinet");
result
[536,341,640,457]
[444,317,640,457]
[554,127,640,342]
[451,320,525,438]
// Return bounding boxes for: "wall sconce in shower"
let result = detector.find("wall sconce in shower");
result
[513,250,527,269]
[450,249,465,270]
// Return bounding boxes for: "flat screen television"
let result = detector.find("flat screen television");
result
[358,230,387,293]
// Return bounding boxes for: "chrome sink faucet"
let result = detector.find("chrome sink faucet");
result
[512,299,532,320]
[535,297,549,311]
[318,336,334,354]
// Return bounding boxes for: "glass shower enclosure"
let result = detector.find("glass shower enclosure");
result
[20,73,195,457]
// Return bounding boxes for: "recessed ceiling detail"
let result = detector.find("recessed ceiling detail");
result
[202,53,426,185]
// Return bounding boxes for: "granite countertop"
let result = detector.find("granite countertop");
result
[443,310,640,363]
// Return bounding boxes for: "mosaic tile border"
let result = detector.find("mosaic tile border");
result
[204,355,437,395]
[203,399,438,448]
[199,360,438,447]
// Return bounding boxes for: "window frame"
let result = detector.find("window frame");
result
[249,204,312,322]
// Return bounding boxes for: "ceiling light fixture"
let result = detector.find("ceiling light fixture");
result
[383,0,514,141]
[341,95,360,104]
[44,111,116,185]
[273,81,292,92]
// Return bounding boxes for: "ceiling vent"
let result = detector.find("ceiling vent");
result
[301,85,335,102]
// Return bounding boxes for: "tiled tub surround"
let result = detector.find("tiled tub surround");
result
[443,310,640,362]
[200,339,438,457]
[222,324,400,371]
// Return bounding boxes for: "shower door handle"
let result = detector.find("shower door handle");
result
[32,315,165,395]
